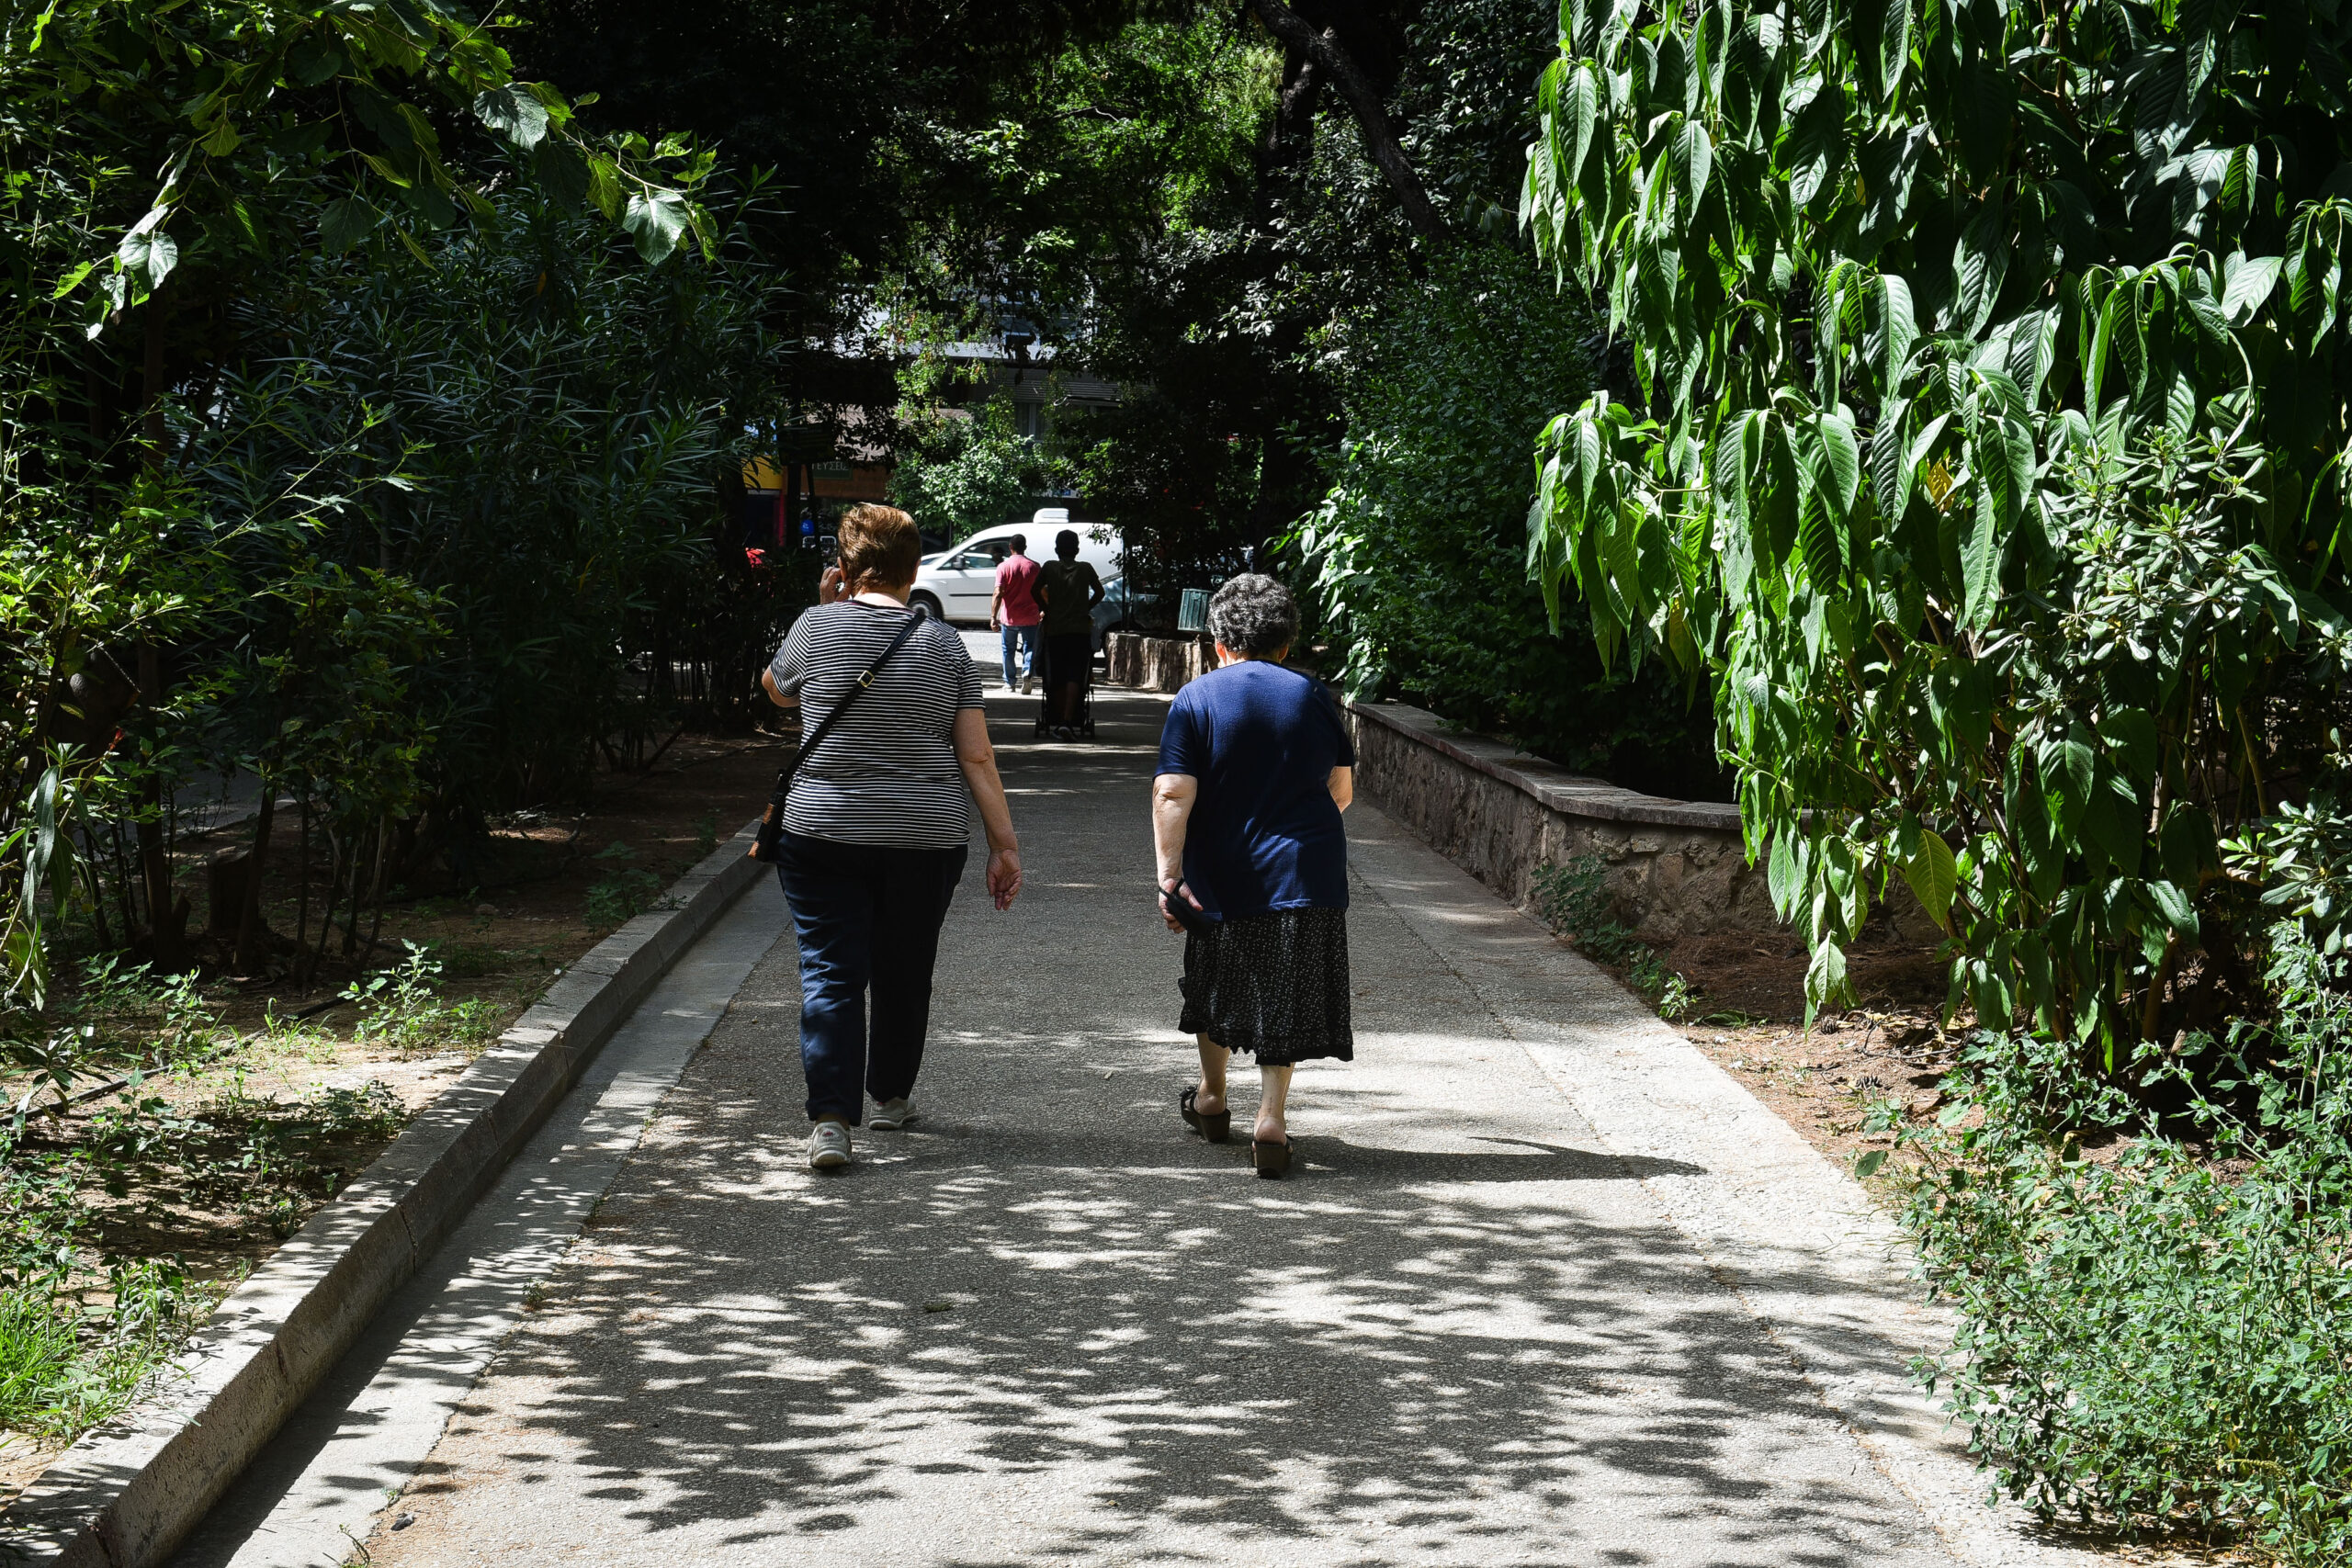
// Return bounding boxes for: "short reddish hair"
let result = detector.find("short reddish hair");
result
[836,503,922,592]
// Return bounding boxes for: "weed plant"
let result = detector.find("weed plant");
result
[1871,929,2352,1563]
[585,842,662,929]
[0,1259,198,1439]
[1532,856,1696,1019]
[5,961,226,1122]
[341,944,501,1054]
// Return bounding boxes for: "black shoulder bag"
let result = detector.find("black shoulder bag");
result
[750,606,930,864]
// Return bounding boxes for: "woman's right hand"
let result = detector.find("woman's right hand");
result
[818,565,846,604]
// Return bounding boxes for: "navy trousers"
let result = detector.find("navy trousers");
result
[775,833,967,1125]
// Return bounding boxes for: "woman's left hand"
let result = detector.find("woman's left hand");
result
[1159,877,1203,932]
[987,847,1023,910]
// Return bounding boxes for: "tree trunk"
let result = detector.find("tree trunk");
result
[133,645,184,972]
[78,809,114,952]
[304,831,342,990]
[233,788,276,972]
[132,294,187,970]
[361,821,390,963]
[293,795,311,964]
[1247,0,1445,243]
[108,814,140,940]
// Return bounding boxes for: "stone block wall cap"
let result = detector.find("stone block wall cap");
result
[1343,697,1743,831]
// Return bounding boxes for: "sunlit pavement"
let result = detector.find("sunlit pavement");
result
[199,687,2089,1568]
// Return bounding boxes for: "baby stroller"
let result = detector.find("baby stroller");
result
[1033,634,1097,740]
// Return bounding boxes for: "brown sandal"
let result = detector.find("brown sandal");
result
[1180,1087,1230,1144]
[1251,1136,1294,1179]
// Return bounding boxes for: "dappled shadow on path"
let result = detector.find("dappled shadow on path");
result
[374,690,1951,1568]
[387,1035,1943,1566]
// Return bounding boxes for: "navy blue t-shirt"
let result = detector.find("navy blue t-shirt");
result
[1156,660,1355,920]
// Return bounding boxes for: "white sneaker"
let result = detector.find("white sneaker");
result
[868,1098,916,1130]
[808,1122,852,1169]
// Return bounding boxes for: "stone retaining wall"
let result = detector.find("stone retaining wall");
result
[1092,637,1781,941]
[1343,701,1779,942]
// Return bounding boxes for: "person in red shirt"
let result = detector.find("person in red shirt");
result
[989,534,1045,694]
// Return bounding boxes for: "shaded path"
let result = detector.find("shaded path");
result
[219,687,2090,1567]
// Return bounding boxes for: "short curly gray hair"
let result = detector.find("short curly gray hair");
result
[1206,573,1298,659]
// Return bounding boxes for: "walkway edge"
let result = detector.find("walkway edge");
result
[6,823,770,1568]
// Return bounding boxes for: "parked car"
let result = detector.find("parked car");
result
[910,511,1122,624]
[1091,576,1158,649]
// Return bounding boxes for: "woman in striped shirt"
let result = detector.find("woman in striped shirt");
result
[762,504,1023,1170]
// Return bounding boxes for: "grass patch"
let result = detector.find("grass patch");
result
[0,946,505,1457]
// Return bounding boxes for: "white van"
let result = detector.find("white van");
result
[910,509,1122,624]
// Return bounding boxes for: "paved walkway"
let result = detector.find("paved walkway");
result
[181,688,2097,1568]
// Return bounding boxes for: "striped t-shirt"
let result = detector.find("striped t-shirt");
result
[768,600,985,847]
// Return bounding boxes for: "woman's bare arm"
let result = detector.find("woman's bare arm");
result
[1329,764,1353,813]
[1152,773,1201,929]
[953,707,1023,909]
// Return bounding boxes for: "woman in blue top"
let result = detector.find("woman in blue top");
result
[1151,574,1354,1179]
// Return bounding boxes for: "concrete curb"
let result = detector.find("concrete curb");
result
[5,823,771,1568]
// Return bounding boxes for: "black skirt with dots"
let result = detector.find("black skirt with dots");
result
[1178,907,1354,1066]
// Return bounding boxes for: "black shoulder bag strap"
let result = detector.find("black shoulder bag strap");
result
[750,606,930,864]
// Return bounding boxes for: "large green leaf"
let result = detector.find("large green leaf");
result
[1713,410,1756,528]
[1816,409,1861,515]
[622,189,688,264]
[1675,119,1714,211]
[1850,0,1911,105]
[1871,272,1916,393]
[2221,251,2281,323]
[474,85,550,152]
[2145,879,2199,940]
[1903,826,1959,925]
[1804,938,1851,1019]
[1566,61,1601,186]
[1871,395,1911,516]
[1786,82,1846,209]
[318,197,378,254]
[1962,479,2002,626]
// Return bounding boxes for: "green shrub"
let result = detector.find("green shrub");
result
[1522,0,2352,1050]
[1881,931,2352,1562]
[888,400,1043,546]
[1294,245,1721,795]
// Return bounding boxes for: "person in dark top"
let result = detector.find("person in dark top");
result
[1035,528,1103,737]
[1150,573,1354,1179]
